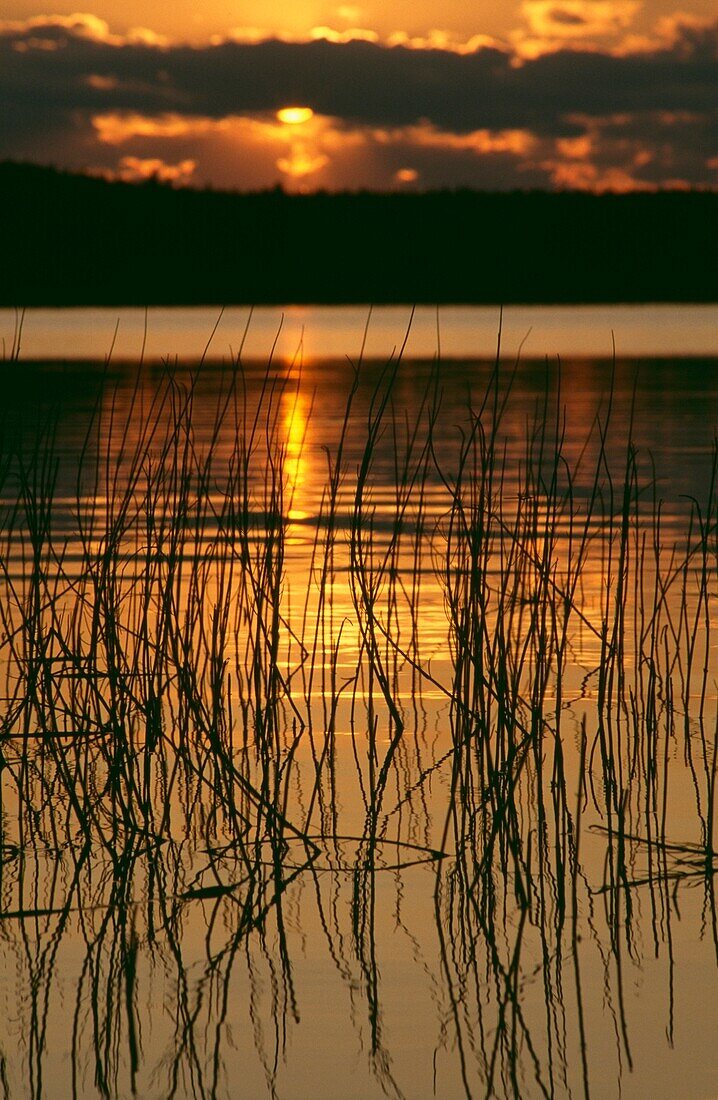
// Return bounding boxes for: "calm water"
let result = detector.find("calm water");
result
[3,302,718,361]
[1,309,718,1099]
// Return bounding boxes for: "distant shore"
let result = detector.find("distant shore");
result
[1,162,716,307]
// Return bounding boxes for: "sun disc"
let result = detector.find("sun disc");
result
[276,106,314,125]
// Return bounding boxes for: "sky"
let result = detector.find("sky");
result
[2,2,717,191]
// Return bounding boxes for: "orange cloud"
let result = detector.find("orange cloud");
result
[521,0,641,39]
[93,112,229,144]
[0,11,173,47]
[379,124,536,157]
[552,161,651,190]
[310,26,379,43]
[108,156,197,183]
[386,29,504,53]
[1,13,115,42]
[556,134,593,158]
[567,11,718,55]
[86,74,119,90]
[219,25,380,47]
[512,0,643,57]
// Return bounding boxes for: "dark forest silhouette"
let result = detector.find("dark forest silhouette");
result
[1,161,716,306]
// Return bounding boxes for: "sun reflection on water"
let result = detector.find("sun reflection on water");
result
[281,384,312,523]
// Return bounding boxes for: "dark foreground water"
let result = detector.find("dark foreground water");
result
[1,338,718,1098]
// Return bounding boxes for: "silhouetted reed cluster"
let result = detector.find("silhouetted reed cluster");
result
[0,335,717,1099]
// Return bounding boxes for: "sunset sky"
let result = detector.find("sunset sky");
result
[2,2,717,191]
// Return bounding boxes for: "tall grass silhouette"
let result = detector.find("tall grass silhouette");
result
[0,330,717,1098]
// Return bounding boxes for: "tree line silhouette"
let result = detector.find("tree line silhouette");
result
[1,161,715,305]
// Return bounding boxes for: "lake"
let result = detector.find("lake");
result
[1,305,718,1099]
[3,302,718,361]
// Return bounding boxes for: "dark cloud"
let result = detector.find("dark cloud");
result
[2,18,718,132]
[1,16,716,188]
[548,10,588,27]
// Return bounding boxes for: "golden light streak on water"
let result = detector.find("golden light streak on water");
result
[281,386,312,522]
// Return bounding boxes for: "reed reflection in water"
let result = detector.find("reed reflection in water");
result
[1,347,718,1099]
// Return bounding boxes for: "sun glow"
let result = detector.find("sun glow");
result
[395,167,419,183]
[276,106,314,125]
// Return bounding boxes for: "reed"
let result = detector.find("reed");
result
[0,338,717,1099]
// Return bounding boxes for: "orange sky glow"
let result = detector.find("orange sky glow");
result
[1,3,716,190]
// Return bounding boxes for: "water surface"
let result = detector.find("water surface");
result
[1,332,718,1098]
[3,302,718,361]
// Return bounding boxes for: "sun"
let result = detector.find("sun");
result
[276,106,315,125]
